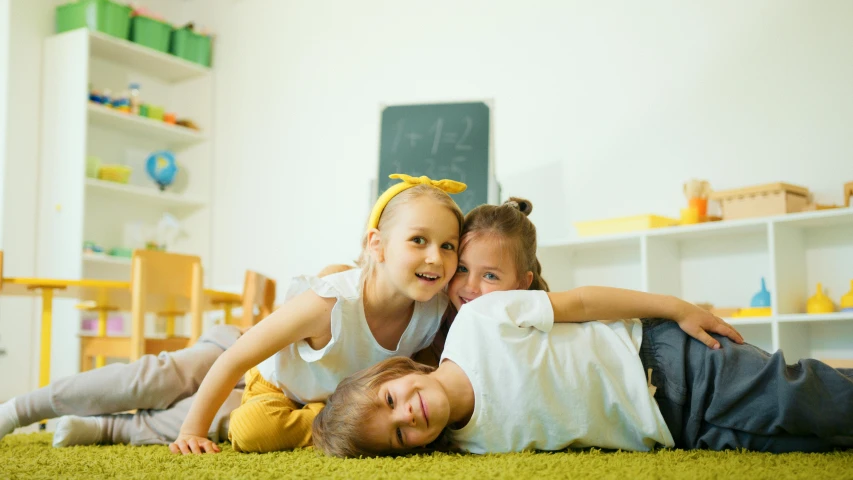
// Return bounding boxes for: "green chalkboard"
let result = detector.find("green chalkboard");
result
[378,102,492,213]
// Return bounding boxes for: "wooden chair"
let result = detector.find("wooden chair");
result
[234,270,277,329]
[80,250,204,371]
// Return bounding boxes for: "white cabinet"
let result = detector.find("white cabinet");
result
[37,29,213,380]
[539,208,853,362]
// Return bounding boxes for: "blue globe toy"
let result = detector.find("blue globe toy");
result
[146,150,178,191]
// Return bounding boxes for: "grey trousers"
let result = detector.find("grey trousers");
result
[20,325,244,445]
[639,318,853,452]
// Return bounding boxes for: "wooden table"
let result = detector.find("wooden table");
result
[0,277,242,388]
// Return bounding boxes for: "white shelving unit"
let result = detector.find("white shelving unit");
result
[37,29,214,381]
[539,208,853,362]
[84,178,207,210]
[87,103,207,148]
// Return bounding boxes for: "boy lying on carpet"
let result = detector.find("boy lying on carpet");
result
[312,201,852,457]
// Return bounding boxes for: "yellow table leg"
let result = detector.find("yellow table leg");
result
[95,308,108,369]
[224,304,233,325]
[166,315,175,337]
[38,288,54,430]
[38,288,54,389]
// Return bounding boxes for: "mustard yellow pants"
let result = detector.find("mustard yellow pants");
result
[228,367,325,453]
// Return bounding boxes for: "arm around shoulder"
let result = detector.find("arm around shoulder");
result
[546,286,744,349]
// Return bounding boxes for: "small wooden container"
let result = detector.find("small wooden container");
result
[709,182,810,220]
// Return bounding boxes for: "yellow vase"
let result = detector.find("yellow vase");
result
[807,283,835,314]
[841,280,853,312]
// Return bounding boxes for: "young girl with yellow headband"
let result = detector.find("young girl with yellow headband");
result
[168,174,466,455]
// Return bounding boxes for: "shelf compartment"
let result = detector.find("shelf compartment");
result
[85,178,207,210]
[88,31,210,83]
[83,252,131,266]
[87,103,206,149]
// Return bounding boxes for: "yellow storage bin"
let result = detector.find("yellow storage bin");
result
[574,215,680,237]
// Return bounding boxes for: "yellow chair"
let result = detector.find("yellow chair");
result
[80,250,204,371]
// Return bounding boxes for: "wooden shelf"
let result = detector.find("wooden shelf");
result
[87,103,207,149]
[88,31,210,83]
[85,178,207,210]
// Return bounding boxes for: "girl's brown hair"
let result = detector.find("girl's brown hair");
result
[312,357,453,458]
[461,197,549,291]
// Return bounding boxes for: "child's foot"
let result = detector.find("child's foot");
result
[0,399,21,441]
[52,416,104,447]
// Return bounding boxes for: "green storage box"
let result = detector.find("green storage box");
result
[130,15,172,53]
[170,27,211,67]
[56,0,131,39]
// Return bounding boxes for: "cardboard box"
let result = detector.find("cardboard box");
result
[709,182,810,220]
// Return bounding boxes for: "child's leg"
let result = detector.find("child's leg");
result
[227,367,325,453]
[640,318,853,452]
[9,325,241,429]
[52,388,244,447]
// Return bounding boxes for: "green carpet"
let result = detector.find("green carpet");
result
[1,433,851,479]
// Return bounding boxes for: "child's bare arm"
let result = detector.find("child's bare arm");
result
[170,290,335,455]
[547,287,744,349]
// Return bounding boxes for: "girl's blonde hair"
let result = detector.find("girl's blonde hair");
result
[312,356,453,458]
[461,197,549,291]
[357,185,464,283]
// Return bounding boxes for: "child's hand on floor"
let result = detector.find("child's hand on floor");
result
[675,305,744,349]
[169,433,221,455]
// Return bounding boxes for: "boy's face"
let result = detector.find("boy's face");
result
[361,372,449,452]
[448,235,527,310]
[375,198,459,303]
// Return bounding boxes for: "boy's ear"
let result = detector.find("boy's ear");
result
[521,271,534,290]
[366,228,385,263]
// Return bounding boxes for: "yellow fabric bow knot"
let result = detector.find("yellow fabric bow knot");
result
[368,173,467,229]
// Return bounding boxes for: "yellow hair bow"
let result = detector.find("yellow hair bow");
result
[368,173,467,229]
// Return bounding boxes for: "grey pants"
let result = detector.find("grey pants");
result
[639,318,853,452]
[17,325,244,445]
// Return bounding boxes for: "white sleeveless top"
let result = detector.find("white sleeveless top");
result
[256,268,447,404]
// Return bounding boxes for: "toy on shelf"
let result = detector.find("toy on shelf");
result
[574,214,679,237]
[751,277,771,307]
[682,179,711,224]
[85,156,101,179]
[82,241,104,254]
[709,182,810,221]
[145,150,178,191]
[841,280,853,312]
[807,283,835,314]
[97,164,132,184]
[697,304,740,318]
[176,118,200,130]
[845,182,853,207]
[108,247,132,258]
[732,278,773,317]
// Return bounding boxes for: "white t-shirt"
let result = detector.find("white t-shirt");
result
[441,290,674,454]
[257,268,446,404]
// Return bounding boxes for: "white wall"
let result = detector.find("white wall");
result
[0,0,7,244]
[0,0,62,401]
[0,0,9,383]
[203,0,853,289]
